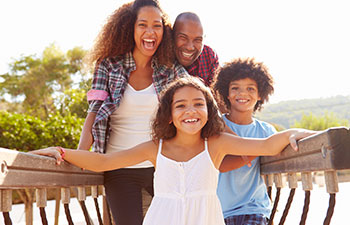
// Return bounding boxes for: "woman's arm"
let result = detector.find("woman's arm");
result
[78,112,96,150]
[31,141,157,172]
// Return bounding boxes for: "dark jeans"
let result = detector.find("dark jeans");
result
[224,214,269,225]
[104,167,154,225]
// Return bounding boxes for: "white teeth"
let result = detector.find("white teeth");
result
[237,99,248,103]
[184,118,198,123]
[182,52,193,58]
[144,39,154,42]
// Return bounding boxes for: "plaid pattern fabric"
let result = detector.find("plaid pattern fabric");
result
[87,52,188,153]
[224,214,268,225]
[186,45,219,86]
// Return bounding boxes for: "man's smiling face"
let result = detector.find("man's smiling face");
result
[174,18,204,67]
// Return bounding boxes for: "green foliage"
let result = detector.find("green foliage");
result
[291,112,349,130]
[0,44,88,119]
[0,111,83,151]
[59,88,88,118]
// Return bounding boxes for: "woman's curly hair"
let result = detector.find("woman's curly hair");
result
[85,0,174,68]
[151,76,225,140]
[212,58,274,112]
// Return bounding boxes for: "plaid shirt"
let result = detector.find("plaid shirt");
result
[185,45,219,86]
[87,52,188,153]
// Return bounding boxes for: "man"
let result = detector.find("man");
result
[173,12,219,86]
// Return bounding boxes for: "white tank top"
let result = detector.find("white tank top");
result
[106,83,157,168]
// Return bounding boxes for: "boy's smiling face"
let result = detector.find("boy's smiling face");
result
[171,86,208,136]
[227,78,261,114]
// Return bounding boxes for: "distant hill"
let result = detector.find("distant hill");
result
[255,95,350,128]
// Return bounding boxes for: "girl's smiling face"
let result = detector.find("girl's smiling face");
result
[133,6,164,58]
[171,86,208,136]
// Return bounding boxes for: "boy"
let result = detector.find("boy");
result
[213,58,275,225]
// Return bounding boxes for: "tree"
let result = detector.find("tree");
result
[59,88,89,119]
[292,112,349,130]
[0,44,88,119]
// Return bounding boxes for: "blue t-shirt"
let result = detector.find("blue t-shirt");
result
[217,115,277,219]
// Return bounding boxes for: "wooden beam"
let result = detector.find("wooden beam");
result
[0,148,103,188]
[261,127,350,174]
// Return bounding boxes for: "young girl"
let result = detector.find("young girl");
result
[31,76,317,225]
[80,0,187,223]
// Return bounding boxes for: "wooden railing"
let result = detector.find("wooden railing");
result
[260,127,350,225]
[0,147,109,225]
[1,126,349,224]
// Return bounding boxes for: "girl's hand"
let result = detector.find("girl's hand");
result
[31,147,63,165]
[289,129,319,151]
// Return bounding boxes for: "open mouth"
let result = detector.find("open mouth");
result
[143,39,156,50]
[236,99,249,103]
[183,118,199,123]
[181,51,194,59]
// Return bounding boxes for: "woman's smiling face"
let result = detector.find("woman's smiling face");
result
[133,6,163,57]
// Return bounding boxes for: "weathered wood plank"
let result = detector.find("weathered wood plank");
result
[260,127,350,174]
[0,148,103,188]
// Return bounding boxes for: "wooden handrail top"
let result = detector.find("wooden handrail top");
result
[261,127,350,174]
[1,126,349,188]
[0,148,103,189]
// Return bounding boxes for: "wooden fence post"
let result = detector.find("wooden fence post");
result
[36,188,47,208]
[0,189,12,212]
[288,173,298,189]
[301,172,313,191]
[324,171,339,194]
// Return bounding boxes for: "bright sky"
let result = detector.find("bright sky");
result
[1,0,349,103]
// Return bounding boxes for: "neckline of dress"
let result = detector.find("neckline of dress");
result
[160,149,207,164]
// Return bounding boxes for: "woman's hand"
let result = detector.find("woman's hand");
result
[31,147,63,165]
[288,129,319,151]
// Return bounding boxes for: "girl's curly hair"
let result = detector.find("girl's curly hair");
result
[151,76,225,140]
[85,0,174,68]
[212,58,274,112]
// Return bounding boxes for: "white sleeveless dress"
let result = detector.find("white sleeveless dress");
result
[143,139,225,225]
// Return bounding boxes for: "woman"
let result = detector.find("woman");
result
[78,0,187,224]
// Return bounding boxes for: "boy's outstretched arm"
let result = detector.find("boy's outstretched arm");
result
[219,155,257,172]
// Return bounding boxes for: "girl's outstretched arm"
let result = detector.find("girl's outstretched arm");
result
[31,141,157,172]
[214,128,318,158]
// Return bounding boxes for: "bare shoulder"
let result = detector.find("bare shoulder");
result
[138,140,159,162]
[207,134,223,151]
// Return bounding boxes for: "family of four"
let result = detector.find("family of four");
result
[31,0,317,225]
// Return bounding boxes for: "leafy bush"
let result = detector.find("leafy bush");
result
[0,111,83,151]
[291,112,349,131]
